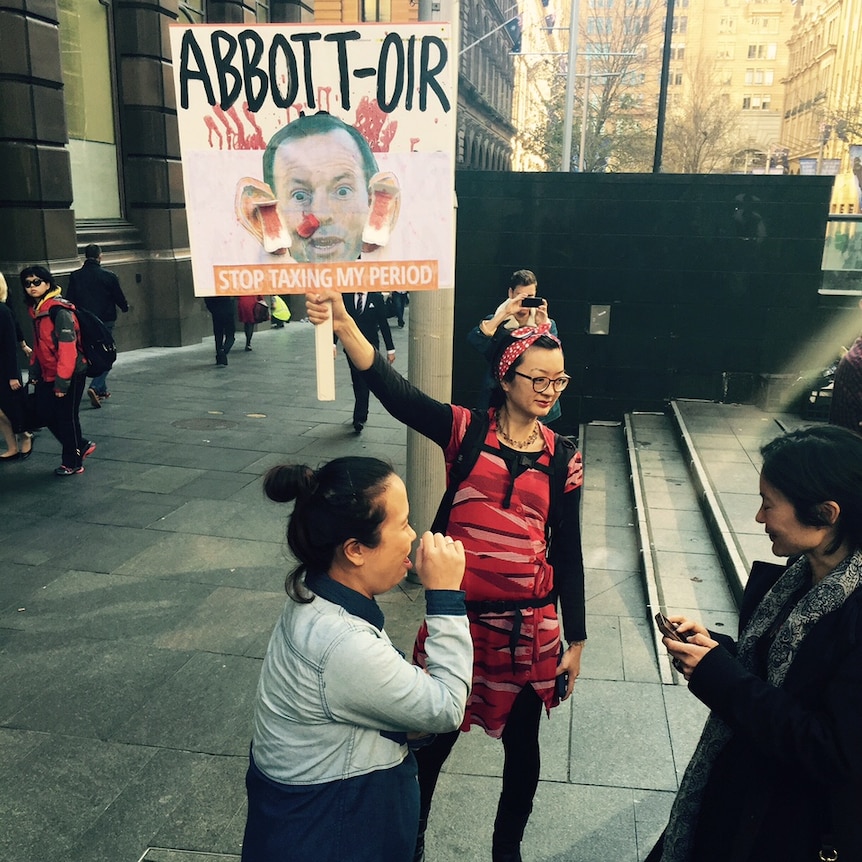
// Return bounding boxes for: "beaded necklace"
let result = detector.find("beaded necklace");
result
[496,409,540,450]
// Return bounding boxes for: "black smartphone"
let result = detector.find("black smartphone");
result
[556,643,569,698]
[555,669,569,699]
[521,296,544,307]
[654,612,688,643]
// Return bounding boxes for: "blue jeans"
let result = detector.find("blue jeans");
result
[90,321,115,394]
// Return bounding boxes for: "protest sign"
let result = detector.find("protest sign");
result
[169,23,455,297]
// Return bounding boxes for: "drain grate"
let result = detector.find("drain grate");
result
[172,418,239,430]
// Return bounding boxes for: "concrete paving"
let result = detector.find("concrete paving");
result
[0,315,807,862]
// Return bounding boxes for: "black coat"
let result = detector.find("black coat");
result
[342,292,394,352]
[650,560,862,862]
[67,259,128,323]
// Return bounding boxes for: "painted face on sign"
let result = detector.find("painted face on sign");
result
[235,114,401,264]
[272,129,371,263]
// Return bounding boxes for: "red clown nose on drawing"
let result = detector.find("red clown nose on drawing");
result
[298,213,321,238]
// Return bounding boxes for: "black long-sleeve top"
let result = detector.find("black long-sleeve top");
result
[361,352,586,642]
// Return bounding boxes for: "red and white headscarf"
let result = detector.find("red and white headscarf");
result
[494,323,561,380]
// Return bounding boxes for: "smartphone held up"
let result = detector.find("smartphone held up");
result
[520,296,544,308]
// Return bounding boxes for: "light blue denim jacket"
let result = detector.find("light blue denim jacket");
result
[251,572,472,785]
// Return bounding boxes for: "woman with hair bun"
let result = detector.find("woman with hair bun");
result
[242,456,472,862]
[650,425,862,862]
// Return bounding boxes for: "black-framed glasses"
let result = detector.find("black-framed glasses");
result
[513,371,570,393]
[24,278,44,287]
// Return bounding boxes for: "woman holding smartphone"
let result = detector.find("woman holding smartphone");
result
[651,425,862,862]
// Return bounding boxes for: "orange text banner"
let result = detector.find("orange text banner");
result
[213,260,439,295]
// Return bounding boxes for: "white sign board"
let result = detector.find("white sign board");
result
[169,23,455,297]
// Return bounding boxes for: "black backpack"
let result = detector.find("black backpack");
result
[49,303,117,378]
[431,408,577,550]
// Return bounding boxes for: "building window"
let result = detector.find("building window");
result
[747,43,777,60]
[750,16,779,33]
[59,0,121,219]
[742,94,771,110]
[362,0,391,21]
[717,43,734,59]
[719,16,735,33]
[672,15,687,33]
[624,15,649,33]
[587,17,613,35]
[670,45,685,60]
[178,0,204,23]
[744,68,773,85]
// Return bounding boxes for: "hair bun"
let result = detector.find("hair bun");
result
[263,464,316,503]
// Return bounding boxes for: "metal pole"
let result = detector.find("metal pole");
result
[652,0,675,172]
[561,0,580,172]
[407,0,458,579]
[578,55,591,172]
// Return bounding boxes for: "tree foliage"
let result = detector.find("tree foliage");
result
[519,0,663,172]
[660,57,743,173]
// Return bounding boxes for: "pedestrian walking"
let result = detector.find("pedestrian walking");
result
[67,243,129,408]
[21,266,94,476]
[204,296,237,366]
[337,291,395,434]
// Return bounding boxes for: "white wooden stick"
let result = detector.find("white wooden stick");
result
[314,308,336,401]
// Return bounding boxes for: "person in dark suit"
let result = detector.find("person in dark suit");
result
[67,243,129,407]
[338,291,395,434]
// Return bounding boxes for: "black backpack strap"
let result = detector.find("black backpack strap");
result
[430,408,490,534]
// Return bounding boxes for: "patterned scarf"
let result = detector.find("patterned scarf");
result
[495,323,561,379]
[661,548,862,862]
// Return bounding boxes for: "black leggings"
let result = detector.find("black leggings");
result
[416,684,544,817]
[33,375,87,468]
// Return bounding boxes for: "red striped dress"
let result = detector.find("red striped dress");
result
[414,406,584,738]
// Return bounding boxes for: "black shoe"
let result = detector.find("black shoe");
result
[18,433,34,460]
[353,422,364,434]
[398,320,405,327]
[245,344,253,352]
[87,387,102,409]
[216,351,228,366]
[413,815,428,862]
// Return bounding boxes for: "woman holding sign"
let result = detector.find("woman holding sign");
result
[306,291,586,862]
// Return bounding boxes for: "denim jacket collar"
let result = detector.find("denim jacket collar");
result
[306,571,384,631]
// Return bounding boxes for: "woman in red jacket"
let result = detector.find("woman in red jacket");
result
[237,294,266,351]
[21,266,94,476]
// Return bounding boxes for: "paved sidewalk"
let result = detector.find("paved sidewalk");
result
[0,318,796,862]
